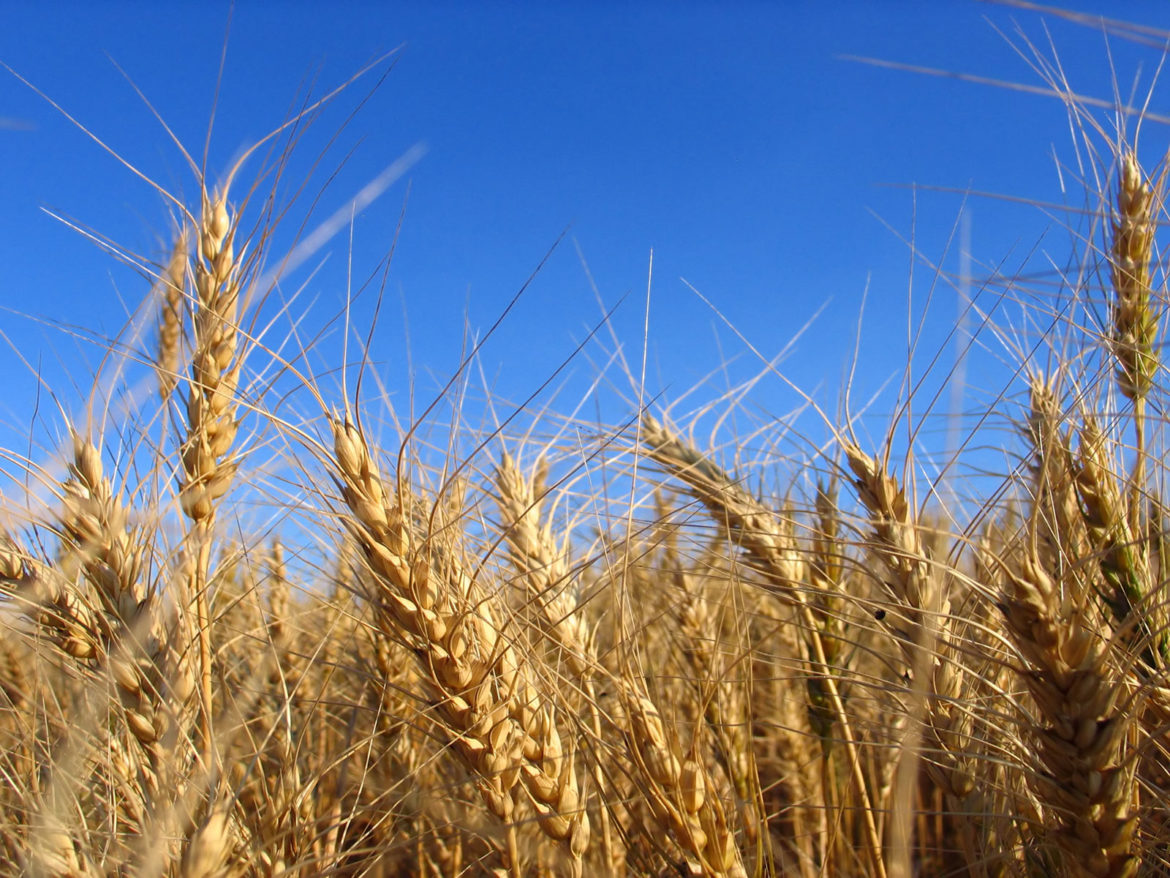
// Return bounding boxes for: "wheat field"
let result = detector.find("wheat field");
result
[4,6,1170,878]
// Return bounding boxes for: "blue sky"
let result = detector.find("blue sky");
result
[3,1,1170,474]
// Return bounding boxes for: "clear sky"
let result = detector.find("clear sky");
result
[3,2,1170,474]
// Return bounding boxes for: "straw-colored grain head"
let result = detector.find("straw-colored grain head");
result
[1109,150,1160,405]
[157,229,190,401]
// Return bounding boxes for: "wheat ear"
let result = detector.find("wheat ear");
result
[1109,150,1162,537]
[156,229,190,401]
[841,443,986,843]
[180,186,245,763]
[640,415,880,878]
[494,452,618,865]
[1026,375,1086,578]
[621,689,746,878]
[1074,415,1161,665]
[998,542,1138,877]
[494,453,595,677]
[58,432,175,761]
[331,415,589,874]
[1109,152,1159,411]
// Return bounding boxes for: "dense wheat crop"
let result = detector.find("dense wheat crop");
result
[5,5,1170,877]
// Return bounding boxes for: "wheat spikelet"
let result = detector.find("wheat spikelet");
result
[180,804,233,878]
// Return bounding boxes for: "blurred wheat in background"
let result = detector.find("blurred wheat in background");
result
[4,4,1170,877]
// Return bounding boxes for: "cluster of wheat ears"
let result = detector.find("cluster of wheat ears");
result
[6,12,1170,878]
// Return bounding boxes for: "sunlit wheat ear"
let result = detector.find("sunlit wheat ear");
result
[179,184,249,763]
[59,433,167,754]
[639,415,890,876]
[181,188,244,526]
[807,479,846,730]
[1108,150,1162,544]
[0,536,98,664]
[264,539,289,648]
[156,229,190,401]
[674,571,768,854]
[1109,151,1160,409]
[179,802,233,878]
[639,416,799,594]
[841,440,996,863]
[1026,374,1086,576]
[28,808,97,878]
[1073,415,1164,667]
[330,415,589,874]
[998,542,1139,878]
[494,453,594,677]
[622,691,746,878]
[840,443,941,627]
[60,432,145,624]
[494,452,618,866]
[1,437,200,870]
